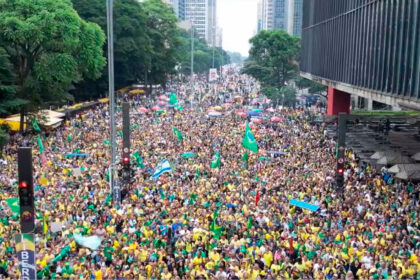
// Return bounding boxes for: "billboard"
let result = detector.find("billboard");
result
[209,68,218,82]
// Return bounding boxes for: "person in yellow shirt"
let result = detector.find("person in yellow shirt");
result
[161,267,172,279]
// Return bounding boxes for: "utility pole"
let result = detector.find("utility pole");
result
[107,0,116,200]
[17,147,36,279]
[336,113,347,192]
[121,102,131,185]
[190,5,195,107]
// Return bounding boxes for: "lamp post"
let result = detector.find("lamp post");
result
[106,0,116,201]
[190,6,195,108]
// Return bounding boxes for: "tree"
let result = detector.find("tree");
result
[296,77,327,94]
[0,47,26,115]
[142,0,181,88]
[177,29,230,75]
[227,51,245,64]
[72,0,150,94]
[0,0,106,130]
[242,30,299,88]
[263,85,296,107]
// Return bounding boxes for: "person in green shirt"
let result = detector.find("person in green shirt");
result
[104,242,114,267]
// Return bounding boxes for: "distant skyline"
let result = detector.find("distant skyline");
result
[218,0,258,57]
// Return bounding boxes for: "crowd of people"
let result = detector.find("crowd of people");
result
[0,74,418,280]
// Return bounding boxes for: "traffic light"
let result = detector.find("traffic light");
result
[18,147,35,233]
[336,157,345,189]
[121,102,131,184]
[123,156,130,165]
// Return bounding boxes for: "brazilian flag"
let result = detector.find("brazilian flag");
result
[242,122,258,152]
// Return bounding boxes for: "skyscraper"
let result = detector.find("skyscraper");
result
[207,0,217,46]
[257,1,263,32]
[257,0,302,37]
[163,0,186,20]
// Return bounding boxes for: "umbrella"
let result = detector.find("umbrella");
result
[213,106,223,111]
[376,154,413,165]
[252,108,262,112]
[222,103,233,108]
[152,106,162,111]
[388,164,420,173]
[138,107,149,113]
[370,151,386,160]
[158,95,168,100]
[251,118,263,123]
[240,123,256,129]
[266,108,276,113]
[208,112,222,117]
[271,116,282,122]
[395,169,420,180]
[158,101,168,106]
[181,152,197,158]
[411,152,420,161]
[236,111,247,117]
[251,100,260,105]
[247,111,261,117]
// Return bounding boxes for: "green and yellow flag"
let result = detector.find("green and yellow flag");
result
[32,118,41,133]
[173,127,183,142]
[37,135,44,153]
[242,122,258,153]
[211,152,220,168]
[6,198,19,213]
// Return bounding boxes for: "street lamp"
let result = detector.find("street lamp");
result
[106,0,116,201]
[190,4,195,108]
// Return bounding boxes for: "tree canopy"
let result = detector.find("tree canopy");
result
[242,30,300,88]
[177,29,230,75]
[0,0,106,128]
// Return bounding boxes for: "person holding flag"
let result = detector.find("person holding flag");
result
[243,121,258,153]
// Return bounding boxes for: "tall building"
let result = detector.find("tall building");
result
[166,0,220,46]
[207,0,217,46]
[288,0,302,36]
[300,0,420,113]
[215,27,223,48]
[163,0,186,20]
[257,0,302,37]
[257,1,263,33]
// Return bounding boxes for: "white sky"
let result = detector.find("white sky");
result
[218,0,258,57]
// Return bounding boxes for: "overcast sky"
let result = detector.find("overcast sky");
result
[218,0,258,57]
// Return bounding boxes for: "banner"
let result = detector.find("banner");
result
[209,68,218,82]
[15,234,36,280]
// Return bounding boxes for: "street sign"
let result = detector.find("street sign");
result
[15,234,36,280]
[113,181,121,204]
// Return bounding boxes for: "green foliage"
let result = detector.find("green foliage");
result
[72,0,150,94]
[177,29,230,74]
[0,0,106,109]
[142,0,180,85]
[242,30,299,107]
[0,47,27,115]
[227,51,245,64]
[295,77,326,94]
[242,30,300,88]
[263,86,297,107]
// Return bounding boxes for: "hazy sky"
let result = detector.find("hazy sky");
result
[218,0,258,57]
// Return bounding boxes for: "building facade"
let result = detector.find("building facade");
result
[300,0,420,114]
[207,0,217,46]
[257,0,302,37]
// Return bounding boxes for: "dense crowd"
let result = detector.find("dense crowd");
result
[0,75,418,280]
